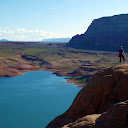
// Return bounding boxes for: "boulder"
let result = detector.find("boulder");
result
[95,101,128,128]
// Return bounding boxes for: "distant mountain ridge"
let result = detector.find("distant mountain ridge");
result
[68,14,128,51]
[0,39,9,42]
[42,38,71,43]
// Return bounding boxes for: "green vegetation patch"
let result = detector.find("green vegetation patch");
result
[73,76,88,84]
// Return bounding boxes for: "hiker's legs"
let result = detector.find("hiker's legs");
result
[119,55,125,64]
[122,55,125,61]
[120,56,122,64]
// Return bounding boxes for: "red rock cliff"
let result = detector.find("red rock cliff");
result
[46,64,128,128]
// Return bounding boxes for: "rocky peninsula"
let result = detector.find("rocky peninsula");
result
[46,64,128,128]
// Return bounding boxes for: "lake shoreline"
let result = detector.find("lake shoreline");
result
[0,42,120,88]
[0,65,84,87]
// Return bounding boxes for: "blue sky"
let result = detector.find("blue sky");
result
[0,0,128,41]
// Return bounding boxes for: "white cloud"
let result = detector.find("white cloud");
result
[0,28,75,41]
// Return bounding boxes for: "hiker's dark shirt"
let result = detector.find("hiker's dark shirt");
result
[118,48,124,56]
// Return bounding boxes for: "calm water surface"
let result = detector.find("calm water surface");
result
[0,71,81,128]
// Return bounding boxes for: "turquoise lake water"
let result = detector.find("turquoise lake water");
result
[0,71,81,128]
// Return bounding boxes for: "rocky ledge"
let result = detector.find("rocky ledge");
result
[46,64,128,128]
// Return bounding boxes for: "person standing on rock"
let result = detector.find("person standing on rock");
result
[118,46,125,64]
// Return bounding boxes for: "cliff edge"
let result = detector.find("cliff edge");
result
[46,64,128,128]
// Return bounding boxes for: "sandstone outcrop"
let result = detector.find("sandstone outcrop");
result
[46,64,128,128]
[68,66,100,76]
[68,14,128,51]
[63,101,128,128]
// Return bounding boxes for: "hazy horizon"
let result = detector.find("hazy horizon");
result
[0,0,128,41]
